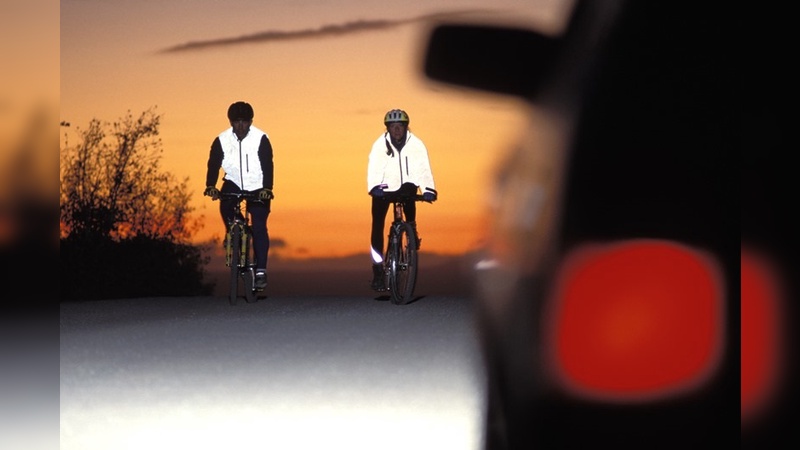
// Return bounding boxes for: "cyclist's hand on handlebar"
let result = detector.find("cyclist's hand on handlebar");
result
[204,186,220,200]
[369,186,385,198]
[257,188,274,201]
[423,192,437,202]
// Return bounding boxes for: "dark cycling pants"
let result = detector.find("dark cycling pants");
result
[220,180,271,270]
[370,183,416,264]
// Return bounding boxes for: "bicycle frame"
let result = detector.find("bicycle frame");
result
[217,191,261,305]
[226,201,253,268]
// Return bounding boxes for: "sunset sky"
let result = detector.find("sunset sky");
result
[60,0,574,259]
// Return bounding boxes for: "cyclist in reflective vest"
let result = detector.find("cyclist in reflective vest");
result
[204,101,275,291]
[367,108,437,291]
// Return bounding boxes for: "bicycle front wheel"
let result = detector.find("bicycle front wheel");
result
[229,225,242,306]
[389,222,418,305]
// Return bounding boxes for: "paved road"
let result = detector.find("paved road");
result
[61,295,486,450]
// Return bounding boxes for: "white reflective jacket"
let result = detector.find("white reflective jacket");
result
[219,126,268,191]
[367,130,436,195]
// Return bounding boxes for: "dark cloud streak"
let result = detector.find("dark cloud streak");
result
[157,10,493,54]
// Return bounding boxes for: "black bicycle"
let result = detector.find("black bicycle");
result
[214,191,262,305]
[382,192,430,305]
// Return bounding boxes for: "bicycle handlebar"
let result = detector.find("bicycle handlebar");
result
[382,193,432,203]
[212,191,264,203]
[213,190,429,204]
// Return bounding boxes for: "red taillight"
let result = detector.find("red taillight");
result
[741,247,782,423]
[546,239,723,401]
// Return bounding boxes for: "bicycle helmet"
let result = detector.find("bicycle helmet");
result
[227,101,254,121]
[383,109,410,125]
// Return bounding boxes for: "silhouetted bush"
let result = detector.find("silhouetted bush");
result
[61,234,214,300]
[60,108,213,300]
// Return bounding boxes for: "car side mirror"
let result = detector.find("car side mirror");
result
[422,24,559,98]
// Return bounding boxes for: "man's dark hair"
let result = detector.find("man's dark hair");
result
[227,101,254,121]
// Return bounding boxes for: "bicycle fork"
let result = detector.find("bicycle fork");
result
[387,222,403,265]
[225,221,250,267]
[381,223,396,287]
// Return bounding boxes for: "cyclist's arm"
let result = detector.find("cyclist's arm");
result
[411,137,436,197]
[206,138,224,187]
[258,134,274,190]
[367,136,390,193]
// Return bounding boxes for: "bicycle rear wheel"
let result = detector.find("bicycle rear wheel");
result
[389,223,418,305]
[229,225,242,305]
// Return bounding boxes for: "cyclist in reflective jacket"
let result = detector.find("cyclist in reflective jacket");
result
[367,109,437,291]
[204,101,275,291]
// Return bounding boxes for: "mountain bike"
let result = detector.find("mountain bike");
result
[382,192,430,305]
[214,192,262,305]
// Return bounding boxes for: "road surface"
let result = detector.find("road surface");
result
[61,295,486,450]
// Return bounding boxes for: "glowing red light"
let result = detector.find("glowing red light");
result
[547,239,722,401]
[740,248,781,423]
